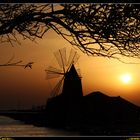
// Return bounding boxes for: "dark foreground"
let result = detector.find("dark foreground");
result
[1,92,140,136]
[0,110,140,136]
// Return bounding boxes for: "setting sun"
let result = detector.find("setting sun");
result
[120,74,132,84]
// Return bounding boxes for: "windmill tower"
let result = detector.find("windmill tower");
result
[45,48,83,126]
[62,64,83,99]
[45,47,83,99]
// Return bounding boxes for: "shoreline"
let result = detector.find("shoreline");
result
[0,111,140,136]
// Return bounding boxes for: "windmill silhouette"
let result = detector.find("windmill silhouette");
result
[45,47,83,99]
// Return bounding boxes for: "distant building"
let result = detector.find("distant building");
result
[82,91,140,126]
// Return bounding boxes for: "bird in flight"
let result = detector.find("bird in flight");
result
[24,62,34,69]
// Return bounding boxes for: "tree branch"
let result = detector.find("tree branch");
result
[0,4,139,60]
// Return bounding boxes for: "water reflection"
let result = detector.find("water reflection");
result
[0,116,79,136]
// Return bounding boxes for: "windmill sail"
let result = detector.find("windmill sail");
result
[67,49,80,67]
[45,47,82,98]
[54,48,66,70]
[45,66,63,79]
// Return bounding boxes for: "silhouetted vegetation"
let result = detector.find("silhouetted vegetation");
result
[0,4,139,60]
[0,55,34,68]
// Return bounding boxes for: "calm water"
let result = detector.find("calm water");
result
[0,116,79,137]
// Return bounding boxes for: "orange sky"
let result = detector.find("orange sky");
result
[0,29,140,109]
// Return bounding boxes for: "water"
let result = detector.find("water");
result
[0,116,79,137]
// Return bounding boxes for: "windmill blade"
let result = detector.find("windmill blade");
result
[67,48,80,67]
[54,48,66,71]
[45,66,63,79]
[50,77,64,97]
[46,47,81,98]
[46,66,63,74]
[73,53,80,65]
[59,47,67,66]
[76,68,82,78]
[46,72,61,79]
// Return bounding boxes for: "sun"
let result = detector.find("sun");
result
[120,73,132,84]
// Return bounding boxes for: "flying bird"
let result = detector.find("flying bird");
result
[24,62,34,69]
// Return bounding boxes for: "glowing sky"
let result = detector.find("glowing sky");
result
[0,29,140,109]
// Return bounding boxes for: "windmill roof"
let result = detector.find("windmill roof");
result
[67,64,79,78]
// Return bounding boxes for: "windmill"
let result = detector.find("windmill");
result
[45,47,83,99]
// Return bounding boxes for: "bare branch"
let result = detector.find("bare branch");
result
[0,55,34,69]
[0,4,140,60]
